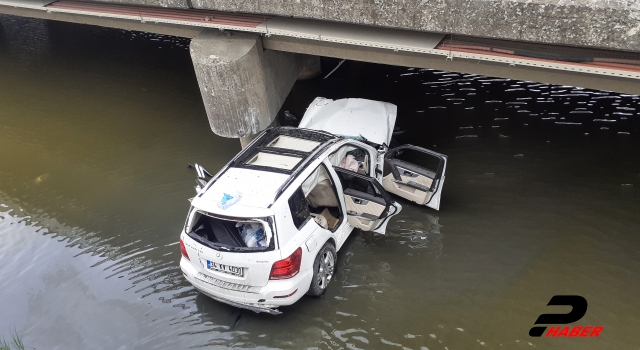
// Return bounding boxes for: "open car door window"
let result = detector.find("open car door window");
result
[333,167,401,234]
[382,145,447,210]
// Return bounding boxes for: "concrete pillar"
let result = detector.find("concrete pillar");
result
[190,29,300,142]
[239,117,280,148]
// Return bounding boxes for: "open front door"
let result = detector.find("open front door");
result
[333,167,401,234]
[382,145,447,210]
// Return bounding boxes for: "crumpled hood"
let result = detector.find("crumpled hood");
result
[298,97,397,145]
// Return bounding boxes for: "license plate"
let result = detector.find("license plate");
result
[207,260,244,277]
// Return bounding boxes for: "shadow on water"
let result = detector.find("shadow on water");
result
[1,14,640,350]
[281,60,640,146]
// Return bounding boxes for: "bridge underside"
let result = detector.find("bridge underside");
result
[2,0,640,141]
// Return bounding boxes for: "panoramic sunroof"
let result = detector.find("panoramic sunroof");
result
[245,152,302,170]
[266,135,321,152]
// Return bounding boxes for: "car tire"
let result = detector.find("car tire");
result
[306,242,337,297]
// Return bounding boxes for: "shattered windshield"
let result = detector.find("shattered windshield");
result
[186,211,275,252]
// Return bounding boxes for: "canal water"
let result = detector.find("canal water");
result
[1,16,639,350]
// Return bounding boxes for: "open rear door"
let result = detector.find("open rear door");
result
[382,145,447,210]
[333,167,401,234]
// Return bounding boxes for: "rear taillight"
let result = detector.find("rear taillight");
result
[269,247,302,280]
[180,238,190,260]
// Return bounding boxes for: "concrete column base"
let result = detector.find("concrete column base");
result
[190,29,300,139]
[238,115,280,148]
[239,135,257,149]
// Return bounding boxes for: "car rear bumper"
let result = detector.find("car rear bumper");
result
[194,287,282,315]
[180,257,311,314]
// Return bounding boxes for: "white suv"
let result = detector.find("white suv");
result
[179,98,447,314]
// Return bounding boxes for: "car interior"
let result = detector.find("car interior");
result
[186,212,272,251]
[300,164,342,230]
[328,144,370,175]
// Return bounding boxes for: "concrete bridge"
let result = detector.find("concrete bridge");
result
[1,0,639,144]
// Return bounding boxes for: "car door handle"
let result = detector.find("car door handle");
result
[397,166,420,178]
[352,198,369,205]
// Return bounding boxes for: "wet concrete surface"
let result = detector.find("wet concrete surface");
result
[1,15,639,349]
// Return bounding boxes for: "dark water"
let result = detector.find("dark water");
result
[1,15,639,350]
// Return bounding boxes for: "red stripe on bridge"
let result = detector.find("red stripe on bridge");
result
[46,0,269,28]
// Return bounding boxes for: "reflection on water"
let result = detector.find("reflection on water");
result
[388,214,443,253]
[1,14,640,350]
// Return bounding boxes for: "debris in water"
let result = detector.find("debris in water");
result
[34,174,49,184]
[336,311,357,316]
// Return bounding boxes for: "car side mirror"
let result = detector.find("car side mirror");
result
[190,163,213,193]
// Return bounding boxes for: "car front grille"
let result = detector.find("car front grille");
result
[195,272,261,294]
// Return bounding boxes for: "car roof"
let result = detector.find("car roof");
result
[229,127,337,175]
[193,127,340,214]
[191,167,289,217]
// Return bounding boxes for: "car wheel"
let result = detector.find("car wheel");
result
[306,242,336,297]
